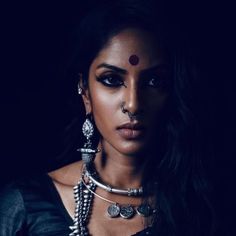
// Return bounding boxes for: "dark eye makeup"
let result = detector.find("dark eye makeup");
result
[96,74,126,87]
[95,73,170,90]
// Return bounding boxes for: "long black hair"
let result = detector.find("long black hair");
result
[64,0,215,235]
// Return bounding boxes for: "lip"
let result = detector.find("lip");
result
[117,122,145,130]
[116,122,146,139]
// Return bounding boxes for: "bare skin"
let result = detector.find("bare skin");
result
[49,28,170,235]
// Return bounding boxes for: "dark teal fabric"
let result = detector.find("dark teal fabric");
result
[0,175,155,236]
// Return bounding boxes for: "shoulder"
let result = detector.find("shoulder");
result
[0,182,26,235]
[48,160,83,186]
[0,182,25,213]
[0,174,51,214]
[0,173,55,217]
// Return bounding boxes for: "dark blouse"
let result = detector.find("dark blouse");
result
[0,175,155,236]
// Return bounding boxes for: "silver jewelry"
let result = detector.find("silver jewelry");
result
[69,177,96,236]
[107,204,120,218]
[81,172,155,219]
[78,83,83,95]
[85,164,143,196]
[82,115,94,146]
[137,204,152,217]
[77,114,99,165]
[120,205,135,219]
[69,166,157,235]
[121,102,138,121]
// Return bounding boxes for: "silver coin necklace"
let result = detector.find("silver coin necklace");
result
[69,170,156,236]
[81,171,155,219]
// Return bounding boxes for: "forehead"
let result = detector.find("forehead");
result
[91,28,168,70]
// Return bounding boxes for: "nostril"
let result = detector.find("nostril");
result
[121,101,143,121]
[121,82,144,116]
[121,102,127,113]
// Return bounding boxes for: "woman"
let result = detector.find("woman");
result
[0,1,214,235]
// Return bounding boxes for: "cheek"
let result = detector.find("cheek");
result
[144,93,169,133]
[146,92,169,114]
[89,89,120,134]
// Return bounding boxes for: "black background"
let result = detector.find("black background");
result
[0,1,234,235]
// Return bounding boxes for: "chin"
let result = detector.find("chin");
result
[117,141,147,156]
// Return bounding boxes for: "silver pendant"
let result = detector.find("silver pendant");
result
[107,204,120,218]
[136,204,152,217]
[120,205,135,219]
[82,118,94,140]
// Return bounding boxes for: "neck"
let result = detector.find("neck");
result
[94,140,147,189]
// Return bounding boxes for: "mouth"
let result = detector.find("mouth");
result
[116,122,146,140]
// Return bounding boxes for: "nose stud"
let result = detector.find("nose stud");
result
[121,102,138,121]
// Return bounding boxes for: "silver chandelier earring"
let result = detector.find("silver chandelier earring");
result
[77,114,99,165]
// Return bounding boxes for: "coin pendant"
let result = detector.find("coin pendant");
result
[107,204,120,218]
[136,204,152,217]
[120,205,135,219]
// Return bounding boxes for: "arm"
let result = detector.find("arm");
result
[0,184,26,236]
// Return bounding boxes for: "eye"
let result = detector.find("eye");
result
[142,76,161,88]
[96,74,125,87]
[148,77,161,87]
[141,74,170,90]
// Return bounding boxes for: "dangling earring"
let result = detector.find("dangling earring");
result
[77,114,99,165]
[77,83,83,95]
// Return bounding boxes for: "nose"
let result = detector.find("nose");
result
[122,80,142,116]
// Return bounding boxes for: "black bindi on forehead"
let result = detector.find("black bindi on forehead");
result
[129,55,139,66]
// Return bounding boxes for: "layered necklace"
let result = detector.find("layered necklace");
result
[69,164,157,236]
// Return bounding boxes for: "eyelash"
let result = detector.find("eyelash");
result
[96,74,168,89]
[143,77,167,88]
[96,74,125,87]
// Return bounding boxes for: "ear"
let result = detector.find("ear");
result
[78,73,92,114]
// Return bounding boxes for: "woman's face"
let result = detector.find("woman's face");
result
[82,28,170,156]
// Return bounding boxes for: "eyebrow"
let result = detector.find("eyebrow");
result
[96,63,127,74]
[96,63,169,74]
